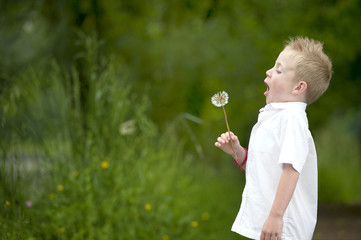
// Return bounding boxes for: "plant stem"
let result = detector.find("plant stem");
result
[222,106,237,159]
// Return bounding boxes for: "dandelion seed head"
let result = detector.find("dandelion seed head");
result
[211,91,229,107]
[120,120,136,135]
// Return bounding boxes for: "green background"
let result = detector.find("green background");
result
[1,0,360,239]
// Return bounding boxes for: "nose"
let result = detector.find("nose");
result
[266,68,272,78]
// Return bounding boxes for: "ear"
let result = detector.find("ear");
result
[292,81,307,95]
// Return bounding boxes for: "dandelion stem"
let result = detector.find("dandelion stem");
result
[222,106,237,159]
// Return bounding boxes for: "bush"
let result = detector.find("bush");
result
[316,111,361,204]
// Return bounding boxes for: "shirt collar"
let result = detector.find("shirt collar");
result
[260,102,307,112]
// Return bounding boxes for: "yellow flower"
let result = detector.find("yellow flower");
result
[49,193,55,200]
[145,203,151,211]
[162,234,170,240]
[201,212,210,221]
[59,227,65,233]
[5,201,10,206]
[57,184,64,191]
[101,160,109,169]
[73,171,79,177]
[191,221,199,228]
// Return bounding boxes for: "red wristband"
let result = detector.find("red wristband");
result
[233,148,248,172]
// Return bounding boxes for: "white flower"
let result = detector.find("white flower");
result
[119,120,136,135]
[211,91,229,107]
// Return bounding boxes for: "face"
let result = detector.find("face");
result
[264,48,298,104]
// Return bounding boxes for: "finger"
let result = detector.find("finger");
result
[221,133,229,142]
[220,133,225,140]
[231,134,238,142]
[217,137,225,144]
[226,132,232,141]
[264,233,272,240]
[270,233,277,240]
[226,131,234,140]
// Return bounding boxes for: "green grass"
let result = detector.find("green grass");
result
[0,39,249,239]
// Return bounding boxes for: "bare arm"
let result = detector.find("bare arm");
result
[260,164,300,240]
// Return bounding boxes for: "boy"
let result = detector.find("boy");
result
[215,37,332,239]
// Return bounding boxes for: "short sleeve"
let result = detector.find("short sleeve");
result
[278,114,309,173]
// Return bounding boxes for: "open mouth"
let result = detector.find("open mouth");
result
[264,82,270,96]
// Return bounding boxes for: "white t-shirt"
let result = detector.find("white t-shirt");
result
[231,102,317,240]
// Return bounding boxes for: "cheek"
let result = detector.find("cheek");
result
[271,82,284,94]
[273,78,290,91]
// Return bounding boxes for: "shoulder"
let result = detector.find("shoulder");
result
[278,107,309,128]
[267,102,308,123]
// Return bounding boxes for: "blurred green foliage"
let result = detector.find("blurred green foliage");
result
[1,0,361,151]
[1,0,361,238]
[0,36,247,239]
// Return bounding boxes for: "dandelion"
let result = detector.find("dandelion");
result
[211,91,229,107]
[101,160,109,169]
[162,234,170,240]
[145,203,152,211]
[25,201,32,208]
[73,171,79,177]
[49,193,55,200]
[57,184,64,191]
[59,227,65,233]
[211,91,237,159]
[191,221,199,228]
[201,212,210,221]
[5,201,10,206]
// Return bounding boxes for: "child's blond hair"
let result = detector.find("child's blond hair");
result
[285,37,332,104]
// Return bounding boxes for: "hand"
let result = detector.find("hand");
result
[260,215,283,240]
[214,131,241,156]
